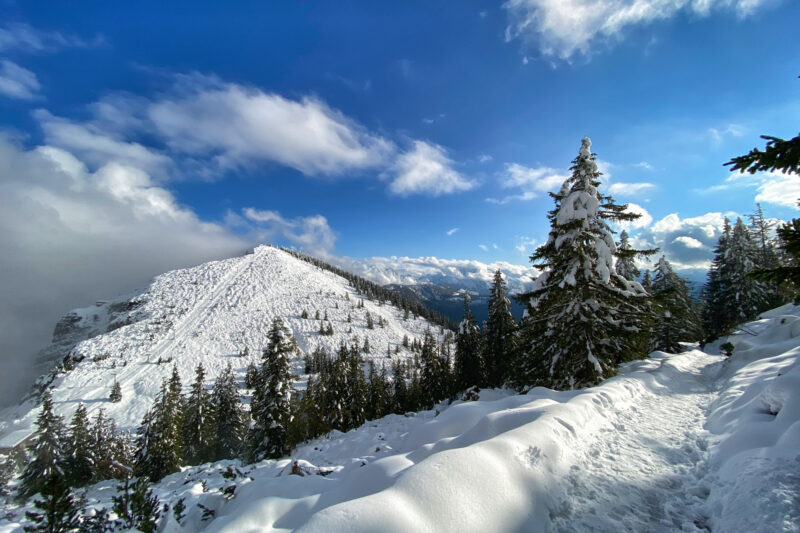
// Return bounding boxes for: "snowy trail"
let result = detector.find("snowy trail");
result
[550,354,718,532]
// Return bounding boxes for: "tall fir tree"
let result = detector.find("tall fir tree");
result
[343,345,368,430]
[182,363,217,465]
[19,390,67,500]
[64,404,94,487]
[109,380,122,403]
[134,368,185,482]
[704,218,771,338]
[650,256,703,352]
[454,294,485,390]
[212,363,246,460]
[614,230,641,281]
[517,137,651,390]
[245,317,294,462]
[484,270,518,387]
[23,472,80,533]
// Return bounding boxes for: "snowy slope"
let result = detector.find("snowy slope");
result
[0,245,450,440]
[4,305,798,532]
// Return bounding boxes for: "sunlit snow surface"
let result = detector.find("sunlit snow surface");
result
[3,299,800,531]
[0,246,448,437]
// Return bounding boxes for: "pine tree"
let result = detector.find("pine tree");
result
[134,368,185,482]
[245,318,294,462]
[112,476,160,533]
[89,409,123,482]
[615,230,641,281]
[109,380,122,403]
[391,360,409,414]
[64,404,94,487]
[182,364,217,465]
[19,390,67,500]
[650,256,703,352]
[484,270,518,387]
[704,218,771,338]
[454,294,485,390]
[212,363,245,460]
[23,472,80,532]
[343,345,367,430]
[517,138,651,390]
[419,332,449,409]
[366,311,374,329]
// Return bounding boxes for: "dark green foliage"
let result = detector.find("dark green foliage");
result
[244,362,259,390]
[112,476,160,533]
[183,363,217,465]
[89,409,131,482]
[749,219,800,299]
[172,498,186,524]
[23,472,80,532]
[19,390,67,500]
[650,257,703,352]
[366,312,374,329]
[419,332,453,408]
[484,270,518,387]
[517,138,652,390]
[614,230,641,281]
[704,218,774,339]
[365,362,394,420]
[343,345,368,430]
[454,294,485,390]
[64,404,94,487]
[134,367,185,482]
[245,318,294,462]
[80,506,113,533]
[212,363,246,461]
[109,380,122,403]
[725,133,800,175]
[391,360,409,413]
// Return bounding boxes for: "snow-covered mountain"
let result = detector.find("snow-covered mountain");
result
[337,256,536,322]
[0,246,451,446]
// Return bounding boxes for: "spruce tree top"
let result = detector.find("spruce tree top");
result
[528,137,647,305]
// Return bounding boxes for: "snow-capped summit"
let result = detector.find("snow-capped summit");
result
[0,246,450,445]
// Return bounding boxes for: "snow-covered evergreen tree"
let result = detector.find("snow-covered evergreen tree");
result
[615,230,641,281]
[245,317,294,462]
[704,218,771,338]
[109,380,122,403]
[454,294,485,390]
[134,368,185,482]
[517,137,651,390]
[366,361,393,420]
[484,270,517,387]
[343,345,367,430]
[650,256,703,352]
[64,404,94,487]
[212,363,246,460]
[23,472,80,532]
[182,363,217,465]
[19,390,67,500]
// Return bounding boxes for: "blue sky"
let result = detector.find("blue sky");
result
[1,1,799,267]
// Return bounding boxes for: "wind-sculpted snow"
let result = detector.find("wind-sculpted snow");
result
[0,246,448,439]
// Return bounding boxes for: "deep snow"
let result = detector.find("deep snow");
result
[4,303,800,531]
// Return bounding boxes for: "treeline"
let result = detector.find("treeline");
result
[279,247,458,331]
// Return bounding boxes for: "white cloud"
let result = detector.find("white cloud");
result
[387,140,476,196]
[707,123,745,145]
[478,244,489,251]
[697,170,800,209]
[35,109,172,176]
[0,136,248,404]
[607,181,656,197]
[635,161,654,171]
[516,236,538,254]
[0,23,102,53]
[0,59,40,100]
[446,227,460,236]
[337,255,534,295]
[486,162,568,203]
[478,154,493,163]
[631,211,735,271]
[148,78,393,176]
[503,0,772,60]
[618,202,653,229]
[240,208,337,255]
